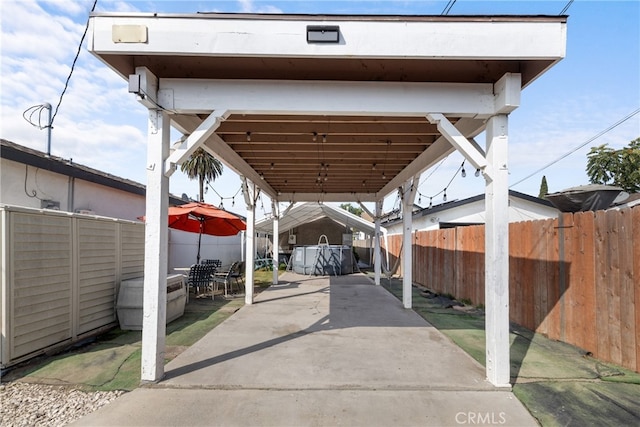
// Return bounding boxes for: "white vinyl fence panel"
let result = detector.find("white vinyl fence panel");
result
[0,206,145,368]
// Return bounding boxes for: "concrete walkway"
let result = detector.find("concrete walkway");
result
[73,273,536,426]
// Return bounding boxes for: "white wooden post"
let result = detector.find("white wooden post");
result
[401,178,418,308]
[243,179,256,304]
[374,199,383,286]
[141,109,169,382]
[484,114,510,387]
[272,201,279,285]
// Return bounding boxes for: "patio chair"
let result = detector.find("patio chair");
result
[201,259,222,270]
[231,261,245,289]
[213,261,240,297]
[187,263,216,300]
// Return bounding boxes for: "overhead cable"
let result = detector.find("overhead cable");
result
[50,0,98,126]
[560,0,574,15]
[441,0,457,15]
[510,108,640,188]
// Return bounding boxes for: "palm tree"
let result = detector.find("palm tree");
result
[180,148,223,202]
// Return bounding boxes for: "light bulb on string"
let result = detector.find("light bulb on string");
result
[429,197,433,209]
[418,194,422,204]
[443,189,447,202]
[475,169,480,177]
[246,132,251,142]
[461,166,466,178]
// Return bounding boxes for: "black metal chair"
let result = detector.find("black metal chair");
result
[231,261,245,290]
[187,263,216,300]
[201,259,222,270]
[213,261,240,297]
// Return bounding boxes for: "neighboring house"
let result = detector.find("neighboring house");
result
[383,190,558,234]
[1,138,186,221]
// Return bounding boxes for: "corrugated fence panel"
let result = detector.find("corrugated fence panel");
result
[120,222,145,280]
[11,212,73,359]
[77,219,118,334]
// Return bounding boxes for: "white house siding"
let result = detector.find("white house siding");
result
[0,158,145,221]
[1,160,71,210]
[385,195,558,234]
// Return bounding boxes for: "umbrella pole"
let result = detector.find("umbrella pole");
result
[196,218,204,263]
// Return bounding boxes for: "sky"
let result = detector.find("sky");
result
[1,0,639,219]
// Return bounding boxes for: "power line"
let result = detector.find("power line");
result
[441,0,457,15]
[50,0,98,126]
[510,108,640,188]
[560,0,574,15]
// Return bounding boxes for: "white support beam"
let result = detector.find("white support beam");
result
[494,73,521,115]
[427,113,490,178]
[401,176,419,309]
[374,200,383,286]
[276,192,379,203]
[133,66,159,110]
[164,110,228,176]
[357,201,374,220]
[141,109,170,383]
[271,201,279,285]
[379,118,486,199]
[243,178,257,305]
[161,79,496,116]
[484,114,511,388]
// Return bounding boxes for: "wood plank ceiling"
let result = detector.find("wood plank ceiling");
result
[216,114,453,196]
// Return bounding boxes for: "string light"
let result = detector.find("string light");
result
[207,183,242,210]
[461,161,466,178]
[475,168,481,177]
[246,132,251,142]
[312,132,318,142]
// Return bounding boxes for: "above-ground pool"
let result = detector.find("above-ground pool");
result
[291,244,355,275]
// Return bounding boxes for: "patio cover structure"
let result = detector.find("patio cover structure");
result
[88,13,566,386]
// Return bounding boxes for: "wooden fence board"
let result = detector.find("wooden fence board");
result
[618,208,636,371]
[607,210,623,366]
[594,211,611,363]
[373,205,638,373]
[633,206,640,373]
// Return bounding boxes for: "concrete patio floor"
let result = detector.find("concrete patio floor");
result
[73,272,535,426]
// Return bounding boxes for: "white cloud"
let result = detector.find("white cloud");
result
[238,0,282,14]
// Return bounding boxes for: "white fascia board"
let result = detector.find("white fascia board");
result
[160,79,495,116]
[90,16,566,61]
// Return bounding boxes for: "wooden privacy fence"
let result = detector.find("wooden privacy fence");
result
[1,205,145,368]
[384,205,640,373]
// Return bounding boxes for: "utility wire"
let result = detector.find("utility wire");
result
[560,0,574,15]
[510,108,640,188]
[441,0,457,15]
[50,0,98,126]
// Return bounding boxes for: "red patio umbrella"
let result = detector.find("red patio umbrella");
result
[143,202,246,263]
